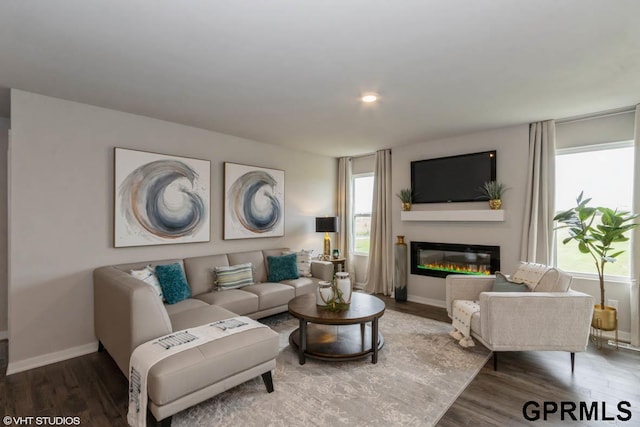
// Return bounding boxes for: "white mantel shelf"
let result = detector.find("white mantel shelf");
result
[401,209,505,222]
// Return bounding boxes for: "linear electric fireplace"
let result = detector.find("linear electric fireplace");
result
[411,241,500,278]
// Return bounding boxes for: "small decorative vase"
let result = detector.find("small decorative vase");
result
[316,281,334,306]
[335,272,352,304]
[394,236,408,302]
[401,202,412,211]
[488,199,502,210]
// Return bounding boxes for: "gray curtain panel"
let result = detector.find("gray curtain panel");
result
[631,105,640,347]
[363,149,393,295]
[337,157,355,278]
[520,120,556,265]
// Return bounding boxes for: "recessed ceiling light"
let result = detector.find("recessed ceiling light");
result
[361,93,378,103]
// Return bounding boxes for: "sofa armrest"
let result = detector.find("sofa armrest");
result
[310,261,334,281]
[445,274,495,317]
[479,290,594,351]
[93,266,173,376]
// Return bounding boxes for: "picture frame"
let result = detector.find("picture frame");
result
[224,162,285,239]
[114,147,211,247]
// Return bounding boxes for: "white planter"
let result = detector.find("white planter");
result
[335,272,352,304]
[316,281,334,306]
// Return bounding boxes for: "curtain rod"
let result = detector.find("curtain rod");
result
[556,105,636,125]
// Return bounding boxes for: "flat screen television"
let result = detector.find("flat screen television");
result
[410,150,496,203]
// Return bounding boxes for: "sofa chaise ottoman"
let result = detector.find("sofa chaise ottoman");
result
[93,248,333,425]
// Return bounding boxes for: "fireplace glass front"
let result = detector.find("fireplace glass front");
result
[410,241,500,278]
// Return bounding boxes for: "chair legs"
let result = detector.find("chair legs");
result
[570,352,575,373]
[493,352,575,373]
[261,371,274,393]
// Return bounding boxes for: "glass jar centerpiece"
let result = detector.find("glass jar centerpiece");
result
[316,273,352,311]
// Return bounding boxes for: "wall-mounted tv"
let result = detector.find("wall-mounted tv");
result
[410,150,496,204]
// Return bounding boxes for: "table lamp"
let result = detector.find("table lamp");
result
[315,216,338,261]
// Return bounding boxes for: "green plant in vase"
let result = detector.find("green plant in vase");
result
[396,188,412,211]
[478,181,508,210]
[554,192,638,331]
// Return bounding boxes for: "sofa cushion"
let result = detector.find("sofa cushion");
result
[130,266,164,300]
[492,272,529,292]
[195,289,259,315]
[164,298,209,317]
[147,327,278,406]
[168,304,237,332]
[228,251,267,283]
[242,283,295,310]
[183,254,230,296]
[156,263,192,305]
[215,263,254,290]
[267,253,299,282]
[281,276,317,296]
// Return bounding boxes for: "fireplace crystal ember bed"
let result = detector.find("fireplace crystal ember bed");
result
[410,241,500,278]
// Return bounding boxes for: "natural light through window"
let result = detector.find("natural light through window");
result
[555,142,634,277]
[353,174,374,255]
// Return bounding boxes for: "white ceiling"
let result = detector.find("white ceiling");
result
[1,1,639,157]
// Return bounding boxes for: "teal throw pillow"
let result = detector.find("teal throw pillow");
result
[492,271,529,292]
[155,263,191,304]
[267,253,299,282]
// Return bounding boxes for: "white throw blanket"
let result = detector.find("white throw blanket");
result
[128,317,267,427]
[450,300,480,348]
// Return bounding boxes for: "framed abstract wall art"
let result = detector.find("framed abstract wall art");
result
[224,162,285,239]
[114,148,210,247]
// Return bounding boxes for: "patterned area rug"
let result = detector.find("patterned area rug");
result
[173,310,491,427]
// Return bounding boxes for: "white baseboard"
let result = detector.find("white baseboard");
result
[406,295,446,309]
[6,341,99,375]
[0,330,7,341]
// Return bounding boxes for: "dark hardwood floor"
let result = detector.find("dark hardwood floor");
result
[1,298,639,426]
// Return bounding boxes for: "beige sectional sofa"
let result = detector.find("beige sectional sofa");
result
[93,248,333,426]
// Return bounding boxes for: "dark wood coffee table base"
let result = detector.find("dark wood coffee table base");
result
[289,323,384,363]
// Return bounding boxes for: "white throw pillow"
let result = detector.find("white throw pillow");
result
[510,262,553,291]
[130,265,164,300]
[285,250,313,277]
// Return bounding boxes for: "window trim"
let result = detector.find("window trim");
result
[553,140,634,280]
[352,172,374,256]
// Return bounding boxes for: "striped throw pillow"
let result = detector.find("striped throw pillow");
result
[215,263,254,290]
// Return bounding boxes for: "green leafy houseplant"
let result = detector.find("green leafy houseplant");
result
[553,192,639,309]
[478,180,508,200]
[396,188,412,203]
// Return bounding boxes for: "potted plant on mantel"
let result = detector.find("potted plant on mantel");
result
[554,192,639,331]
[396,188,412,211]
[478,180,508,210]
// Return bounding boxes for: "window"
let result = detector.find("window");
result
[555,142,635,277]
[353,174,374,255]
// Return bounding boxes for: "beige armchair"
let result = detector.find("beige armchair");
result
[445,262,594,372]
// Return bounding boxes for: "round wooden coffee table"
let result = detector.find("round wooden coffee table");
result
[288,292,385,364]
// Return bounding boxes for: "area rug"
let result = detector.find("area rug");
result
[173,310,491,427]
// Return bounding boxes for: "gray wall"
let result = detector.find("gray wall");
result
[0,117,8,339]
[8,89,336,373]
[392,125,530,307]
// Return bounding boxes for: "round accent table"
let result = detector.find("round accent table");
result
[287,292,386,365]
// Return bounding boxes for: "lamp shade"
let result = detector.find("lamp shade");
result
[315,216,338,233]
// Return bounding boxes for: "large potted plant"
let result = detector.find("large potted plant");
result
[554,192,638,331]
